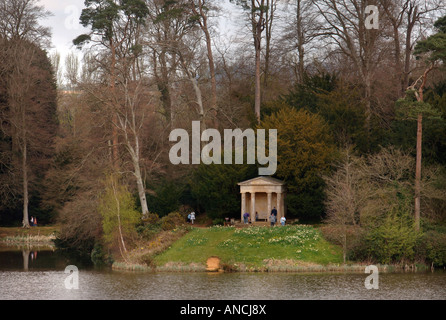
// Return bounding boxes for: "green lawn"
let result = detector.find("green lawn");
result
[154,225,343,269]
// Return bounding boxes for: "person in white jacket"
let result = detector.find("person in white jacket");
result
[280,216,286,226]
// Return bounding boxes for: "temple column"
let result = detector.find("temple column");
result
[250,192,256,222]
[241,192,246,221]
[277,192,282,220]
[267,192,272,220]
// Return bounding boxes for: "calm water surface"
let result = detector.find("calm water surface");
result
[0,248,445,300]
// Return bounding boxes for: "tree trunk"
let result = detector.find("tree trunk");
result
[403,6,417,92]
[254,30,262,124]
[158,49,173,125]
[296,0,305,84]
[414,113,422,231]
[252,0,264,124]
[128,136,149,217]
[197,1,218,128]
[110,38,119,168]
[22,140,29,228]
[21,88,29,228]
[123,119,149,217]
[133,156,149,217]
[412,63,434,231]
[255,47,261,124]
[263,0,275,95]
[135,169,149,217]
[179,53,206,131]
[392,24,403,96]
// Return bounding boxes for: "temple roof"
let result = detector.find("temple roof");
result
[238,176,285,186]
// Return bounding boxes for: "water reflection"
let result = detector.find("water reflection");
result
[1,248,446,300]
[0,247,78,271]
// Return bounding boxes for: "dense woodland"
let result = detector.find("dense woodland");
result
[1,0,446,266]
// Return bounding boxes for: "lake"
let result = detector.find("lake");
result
[0,248,445,300]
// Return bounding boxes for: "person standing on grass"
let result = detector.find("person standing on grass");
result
[280,216,286,226]
[271,207,277,217]
[243,212,249,224]
[270,213,276,227]
[190,212,195,225]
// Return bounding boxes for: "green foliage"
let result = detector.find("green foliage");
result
[90,241,114,266]
[98,175,140,246]
[260,106,334,187]
[282,73,371,152]
[159,212,184,231]
[416,231,446,267]
[137,211,186,241]
[395,92,442,120]
[362,210,421,264]
[141,213,160,225]
[283,72,337,112]
[190,162,257,220]
[391,89,445,164]
[323,147,421,263]
[260,105,335,221]
[414,15,446,63]
[74,0,149,46]
[146,179,186,217]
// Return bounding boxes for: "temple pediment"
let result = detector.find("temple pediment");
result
[238,176,285,186]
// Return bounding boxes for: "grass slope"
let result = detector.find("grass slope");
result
[154,225,343,269]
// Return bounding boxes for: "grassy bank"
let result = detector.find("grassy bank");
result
[150,225,345,272]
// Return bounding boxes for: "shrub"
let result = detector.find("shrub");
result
[416,231,446,267]
[363,211,421,264]
[98,175,140,249]
[91,242,114,266]
[142,213,160,225]
[159,212,185,231]
[139,212,186,238]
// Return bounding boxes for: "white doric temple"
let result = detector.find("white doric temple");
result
[238,176,286,222]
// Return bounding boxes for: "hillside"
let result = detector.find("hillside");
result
[152,225,344,271]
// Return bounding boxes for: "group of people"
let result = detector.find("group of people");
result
[269,207,286,226]
[243,207,286,226]
[30,216,37,227]
[187,212,196,224]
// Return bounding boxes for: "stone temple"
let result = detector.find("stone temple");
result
[238,176,286,223]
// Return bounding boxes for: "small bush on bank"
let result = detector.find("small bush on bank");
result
[416,231,446,267]
[160,212,184,231]
[137,211,186,240]
[363,211,421,264]
[91,242,114,266]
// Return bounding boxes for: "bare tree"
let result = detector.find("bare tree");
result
[279,0,326,83]
[379,0,445,96]
[324,147,416,262]
[323,147,366,263]
[312,0,385,134]
[187,0,219,127]
[73,0,152,216]
[231,0,269,123]
[0,0,51,45]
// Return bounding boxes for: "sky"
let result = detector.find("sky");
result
[39,0,242,63]
[40,0,89,57]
